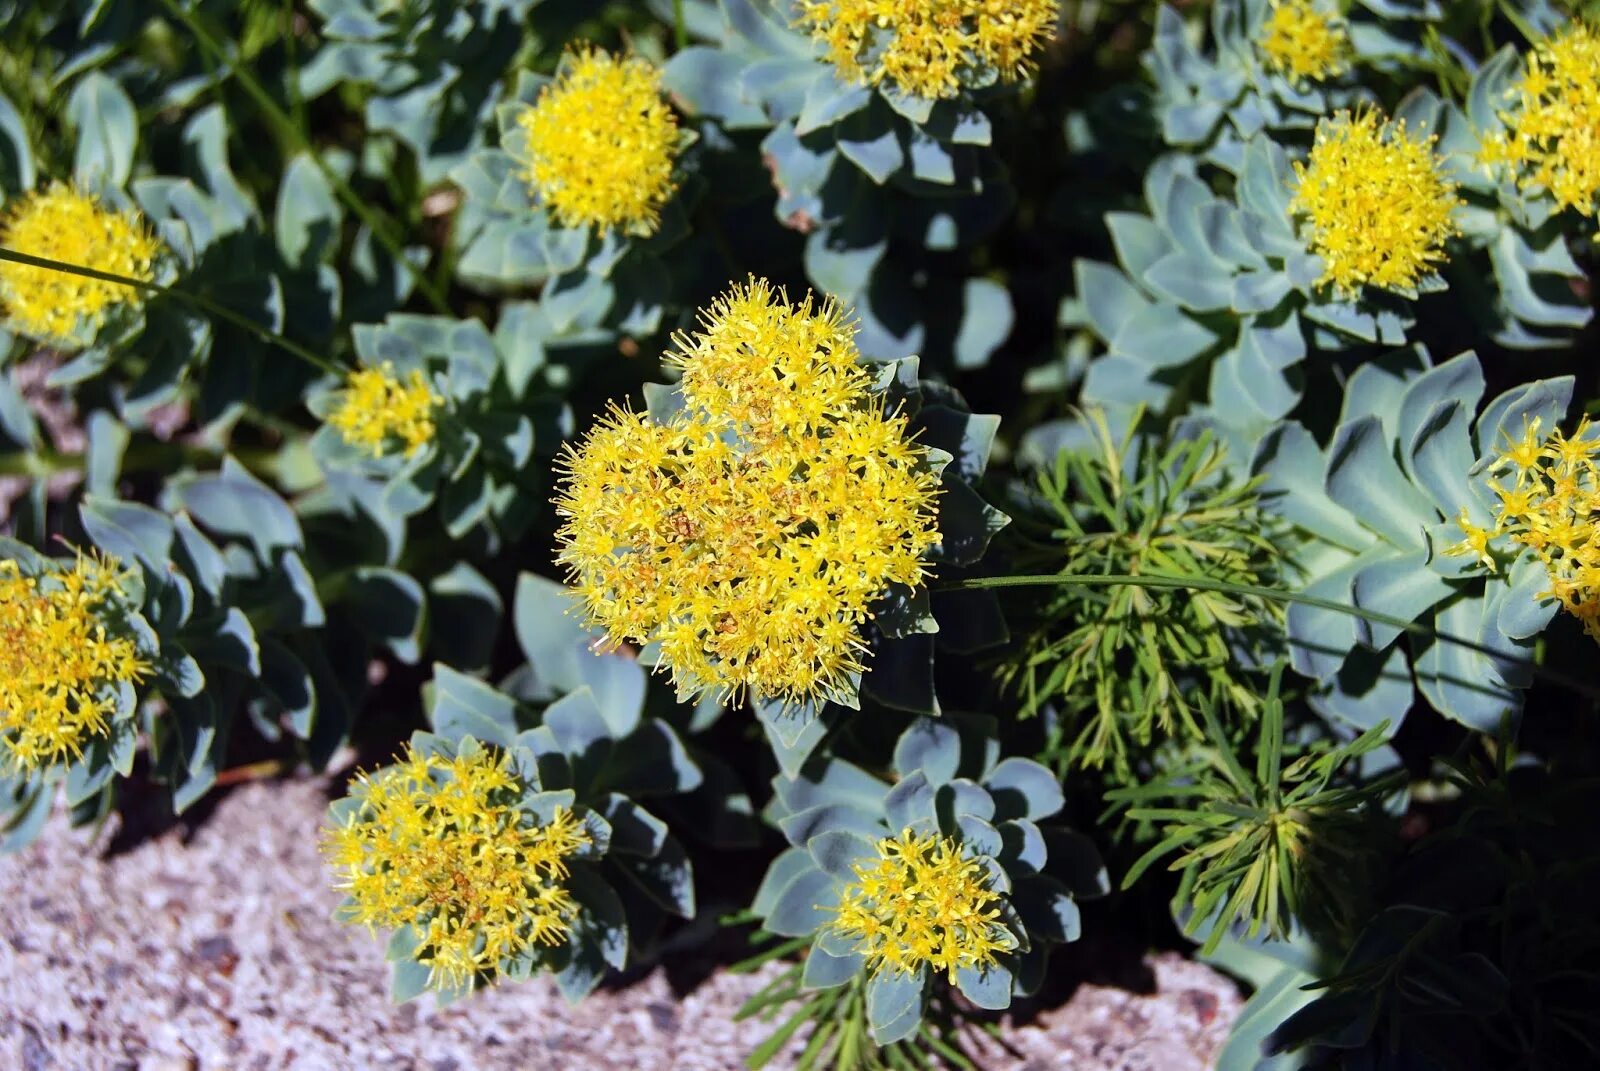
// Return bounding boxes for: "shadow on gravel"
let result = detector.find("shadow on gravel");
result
[101,754,240,859]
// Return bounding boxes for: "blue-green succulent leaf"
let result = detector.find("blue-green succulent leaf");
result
[955,962,1014,1010]
[893,717,962,786]
[803,944,865,989]
[765,864,841,937]
[865,966,927,1038]
[986,758,1065,821]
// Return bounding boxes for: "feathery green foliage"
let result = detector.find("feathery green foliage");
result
[999,410,1288,774]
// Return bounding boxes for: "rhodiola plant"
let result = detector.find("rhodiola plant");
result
[1254,348,1569,734]
[662,0,1027,372]
[550,278,1009,777]
[752,716,1106,1047]
[450,45,700,343]
[4,2,1600,1067]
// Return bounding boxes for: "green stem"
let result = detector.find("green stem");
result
[960,572,1600,702]
[155,0,452,315]
[673,0,689,50]
[1496,0,1540,45]
[0,246,339,376]
[0,440,279,480]
[280,0,310,139]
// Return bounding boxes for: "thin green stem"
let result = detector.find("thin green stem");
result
[960,572,1600,702]
[281,0,311,139]
[673,0,689,50]
[1496,0,1540,45]
[155,0,452,315]
[0,440,279,480]
[0,246,339,375]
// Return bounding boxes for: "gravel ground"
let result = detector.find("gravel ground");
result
[0,776,1242,1071]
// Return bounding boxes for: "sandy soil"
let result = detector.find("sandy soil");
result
[0,776,1242,1071]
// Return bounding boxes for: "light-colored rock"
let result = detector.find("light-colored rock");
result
[0,777,1242,1070]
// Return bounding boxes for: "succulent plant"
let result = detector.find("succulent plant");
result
[661,0,1021,370]
[1070,126,1449,442]
[306,311,571,544]
[301,0,544,184]
[449,50,699,344]
[1253,348,1570,733]
[411,651,703,998]
[752,716,1107,1042]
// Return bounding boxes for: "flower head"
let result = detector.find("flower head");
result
[1451,416,1600,640]
[829,829,1015,982]
[0,183,164,342]
[514,48,680,235]
[1258,0,1350,83]
[796,0,1058,102]
[553,279,942,708]
[1291,110,1460,296]
[326,363,441,458]
[322,742,592,992]
[0,552,149,773]
[1480,22,1600,217]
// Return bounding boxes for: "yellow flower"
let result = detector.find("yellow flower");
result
[1290,110,1460,296]
[553,279,942,709]
[0,183,164,343]
[1258,0,1350,83]
[0,552,150,773]
[1482,22,1600,217]
[322,742,592,993]
[1447,509,1499,572]
[829,829,1014,982]
[326,363,441,458]
[514,47,680,235]
[795,0,1058,102]
[1454,416,1600,642]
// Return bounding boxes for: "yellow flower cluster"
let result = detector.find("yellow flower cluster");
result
[0,183,164,342]
[1290,110,1460,296]
[323,743,592,992]
[829,829,1014,982]
[515,48,680,235]
[554,279,942,709]
[1258,0,1350,83]
[1479,22,1600,217]
[0,553,149,773]
[326,363,441,458]
[795,0,1058,102]
[1451,417,1600,640]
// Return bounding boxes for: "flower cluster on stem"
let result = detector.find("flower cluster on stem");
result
[326,362,442,458]
[554,279,942,709]
[795,0,1057,101]
[514,47,680,236]
[1258,0,1350,84]
[1480,22,1600,217]
[829,829,1014,982]
[1451,416,1600,640]
[323,743,591,992]
[0,552,149,773]
[0,183,164,342]
[1291,110,1460,297]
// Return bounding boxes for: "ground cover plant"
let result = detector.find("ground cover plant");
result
[3,1,1600,1067]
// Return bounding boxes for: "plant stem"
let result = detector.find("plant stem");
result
[673,0,689,49]
[961,571,1600,702]
[0,246,339,376]
[214,758,288,786]
[155,0,453,315]
[0,441,280,481]
[280,0,310,139]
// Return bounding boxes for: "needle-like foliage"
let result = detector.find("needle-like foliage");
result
[1110,664,1404,955]
[998,410,1287,775]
